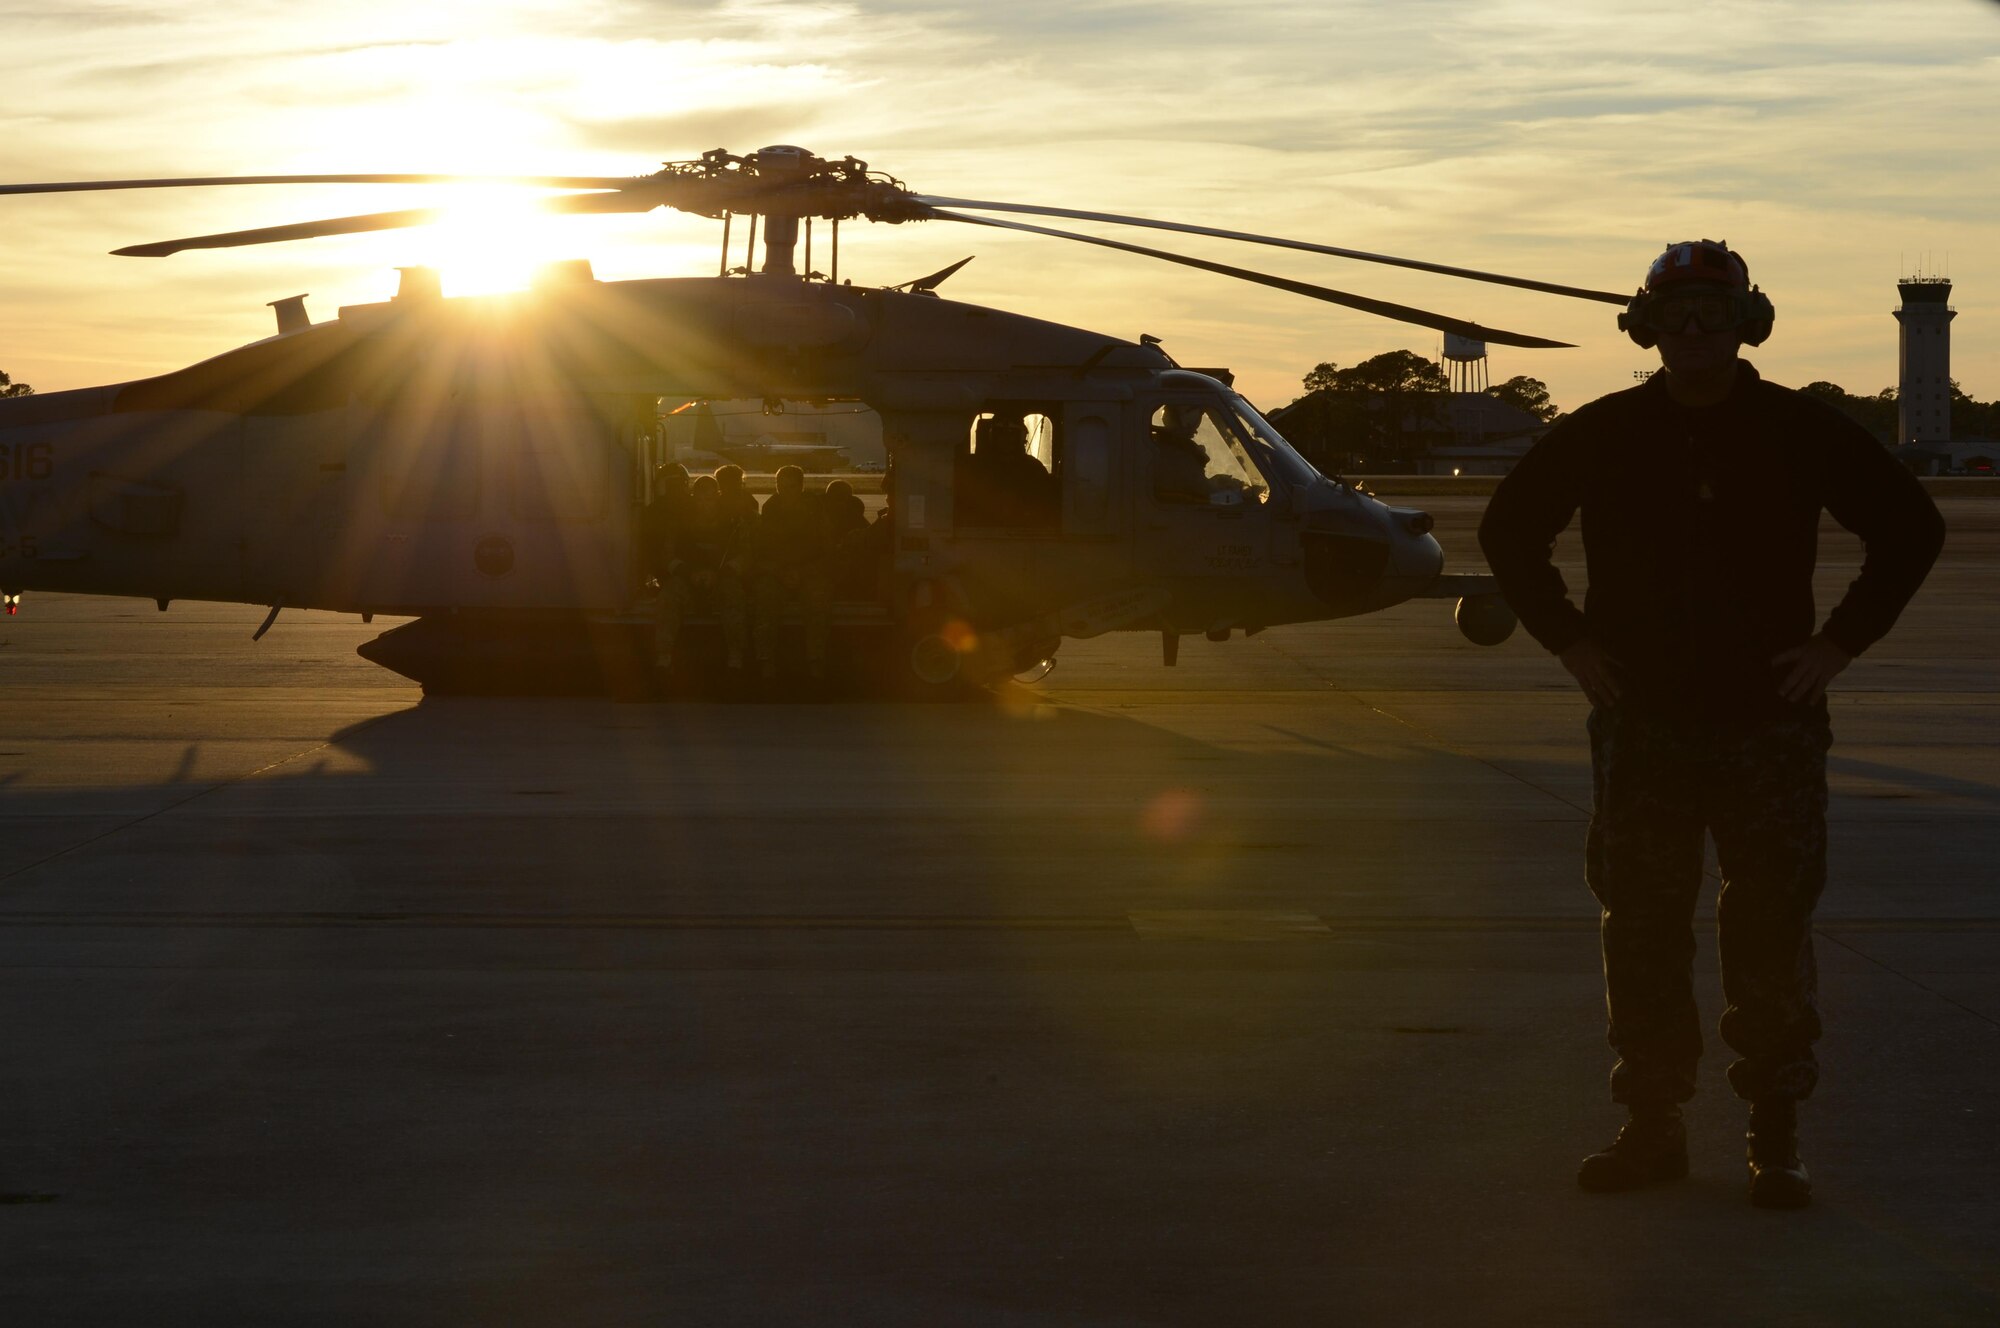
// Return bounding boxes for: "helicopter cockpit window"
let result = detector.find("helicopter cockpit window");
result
[957,406,1058,529]
[1150,402,1269,507]
[1226,396,1324,491]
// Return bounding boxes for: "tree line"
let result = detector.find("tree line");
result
[1798,380,2000,444]
[1274,349,1559,472]
[1274,351,2000,472]
[0,369,31,398]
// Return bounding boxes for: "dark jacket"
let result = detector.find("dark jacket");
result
[1478,362,1944,719]
[643,488,690,582]
[676,492,734,574]
[753,490,827,573]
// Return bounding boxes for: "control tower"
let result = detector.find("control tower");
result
[1894,276,1956,445]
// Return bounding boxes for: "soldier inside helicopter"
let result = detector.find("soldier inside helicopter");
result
[955,408,1059,530]
[1149,399,1272,506]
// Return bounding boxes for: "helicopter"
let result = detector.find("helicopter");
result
[0,145,1632,696]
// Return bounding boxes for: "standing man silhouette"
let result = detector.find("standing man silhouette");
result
[1479,240,1944,1207]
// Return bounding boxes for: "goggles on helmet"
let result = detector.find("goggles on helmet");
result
[1626,287,1756,336]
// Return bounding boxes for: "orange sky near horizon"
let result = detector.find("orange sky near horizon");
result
[2,0,1996,417]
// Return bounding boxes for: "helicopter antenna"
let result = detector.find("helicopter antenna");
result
[890,256,976,294]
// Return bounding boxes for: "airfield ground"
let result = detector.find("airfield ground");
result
[1,496,1995,1325]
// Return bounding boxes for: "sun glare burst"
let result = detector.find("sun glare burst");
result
[412,187,581,297]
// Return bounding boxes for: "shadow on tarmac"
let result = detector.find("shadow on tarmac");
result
[1,696,1997,1323]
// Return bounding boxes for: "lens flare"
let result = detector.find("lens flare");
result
[941,618,979,654]
[1141,787,1204,842]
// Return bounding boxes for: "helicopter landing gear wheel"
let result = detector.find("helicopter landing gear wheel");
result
[1012,655,1057,685]
[1001,628,1060,685]
[897,604,988,700]
[899,633,980,700]
[908,631,964,688]
[1454,593,1518,646]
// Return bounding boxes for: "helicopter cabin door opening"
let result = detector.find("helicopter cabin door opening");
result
[940,398,1134,625]
[946,398,1131,543]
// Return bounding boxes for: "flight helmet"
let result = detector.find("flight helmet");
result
[1618,239,1775,348]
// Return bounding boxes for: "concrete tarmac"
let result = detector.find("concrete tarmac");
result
[2,497,1996,1325]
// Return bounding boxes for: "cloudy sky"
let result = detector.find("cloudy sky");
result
[3,0,1996,416]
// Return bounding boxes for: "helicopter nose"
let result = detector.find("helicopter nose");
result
[1298,491,1442,612]
[1297,489,1391,610]
[1385,506,1444,585]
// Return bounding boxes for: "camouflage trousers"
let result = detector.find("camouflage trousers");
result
[752,566,832,670]
[1585,704,1832,1105]
[656,569,748,669]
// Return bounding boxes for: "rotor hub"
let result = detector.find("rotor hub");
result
[640,146,924,225]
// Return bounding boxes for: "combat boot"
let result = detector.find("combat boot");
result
[1746,1097,1811,1209]
[1577,1104,1688,1192]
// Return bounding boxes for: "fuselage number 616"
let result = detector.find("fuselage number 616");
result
[0,442,55,482]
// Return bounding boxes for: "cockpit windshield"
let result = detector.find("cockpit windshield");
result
[1226,396,1325,490]
[1154,370,1328,499]
[1151,401,1269,505]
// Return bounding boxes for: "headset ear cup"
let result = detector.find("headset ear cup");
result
[1618,310,1658,349]
[1739,290,1775,346]
[1620,293,1659,349]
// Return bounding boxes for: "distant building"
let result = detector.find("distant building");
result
[1895,276,1955,446]
[1422,394,1551,475]
[1898,436,1996,477]
[1266,389,1548,476]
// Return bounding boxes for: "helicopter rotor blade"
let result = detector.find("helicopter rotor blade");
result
[929,210,1575,350]
[915,196,1627,306]
[1,173,638,197]
[111,189,662,257]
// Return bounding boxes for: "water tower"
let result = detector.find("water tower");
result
[1894,275,1955,445]
[1442,333,1488,393]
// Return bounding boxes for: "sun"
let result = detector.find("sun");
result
[405,187,584,297]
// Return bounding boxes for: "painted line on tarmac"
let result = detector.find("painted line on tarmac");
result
[1818,929,2000,1031]
[1249,636,1595,818]
[1128,910,1330,940]
[0,911,1990,933]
